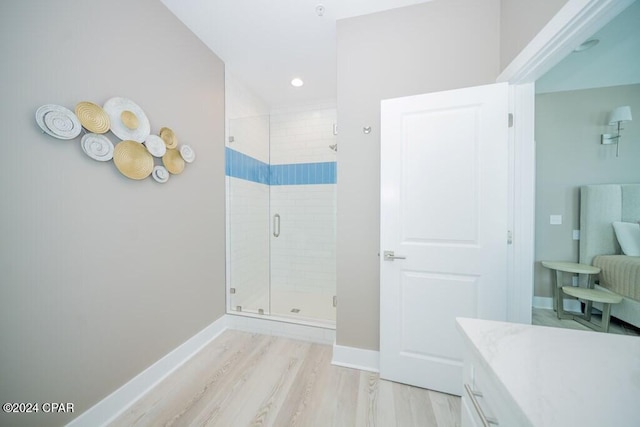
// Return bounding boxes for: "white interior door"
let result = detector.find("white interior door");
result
[380,83,509,396]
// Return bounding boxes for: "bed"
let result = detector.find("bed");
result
[579,184,640,328]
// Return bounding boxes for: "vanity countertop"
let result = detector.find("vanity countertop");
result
[456,318,640,426]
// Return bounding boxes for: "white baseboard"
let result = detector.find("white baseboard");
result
[533,296,581,312]
[66,316,229,427]
[67,313,335,426]
[331,343,380,373]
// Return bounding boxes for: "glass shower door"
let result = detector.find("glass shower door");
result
[226,115,271,315]
[268,108,337,323]
[226,108,338,325]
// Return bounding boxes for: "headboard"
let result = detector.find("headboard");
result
[579,184,640,266]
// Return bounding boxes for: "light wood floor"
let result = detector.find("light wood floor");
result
[111,331,461,427]
[111,309,638,427]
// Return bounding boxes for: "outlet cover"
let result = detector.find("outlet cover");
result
[573,230,580,240]
[550,214,562,225]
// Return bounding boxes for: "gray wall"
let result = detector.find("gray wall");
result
[500,0,569,70]
[336,0,501,350]
[0,1,226,425]
[535,84,640,298]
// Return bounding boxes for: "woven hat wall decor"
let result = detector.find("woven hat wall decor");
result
[35,98,196,184]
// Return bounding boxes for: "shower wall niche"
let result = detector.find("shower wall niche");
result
[226,106,337,325]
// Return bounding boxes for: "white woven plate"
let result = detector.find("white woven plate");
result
[152,165,170,183]
[179,144,196,163]
[81,133,114,162]
[35,104,82,140]
[144,135,166,157]
[103,97,150,143]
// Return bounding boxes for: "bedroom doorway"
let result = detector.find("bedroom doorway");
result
[497,0,635,325]
[530,1,639,312]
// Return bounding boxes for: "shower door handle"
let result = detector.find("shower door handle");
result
[273,214,280,237]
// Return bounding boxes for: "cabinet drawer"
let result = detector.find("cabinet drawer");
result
[462,351,530,426]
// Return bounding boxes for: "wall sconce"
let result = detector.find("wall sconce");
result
[601,106,633,157]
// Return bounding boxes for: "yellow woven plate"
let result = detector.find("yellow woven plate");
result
[113,140,154,180]
[75,101,110,134]
[162,148,185,174]
[120,110,139,130]
[159,126,178,149]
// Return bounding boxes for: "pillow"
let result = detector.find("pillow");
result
[612,221,640,256]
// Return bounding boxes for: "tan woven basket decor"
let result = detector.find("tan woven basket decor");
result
[120,110,139,130]
[159,126,178,149]
[75,101,110,134]
[113,140,154,180]
[162,148,185,174]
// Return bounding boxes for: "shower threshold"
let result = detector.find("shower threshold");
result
[227,310,336,330]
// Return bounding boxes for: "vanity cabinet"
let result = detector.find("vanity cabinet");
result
[456,317,640,427]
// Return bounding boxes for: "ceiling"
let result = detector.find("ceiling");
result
[536,0,640,93]
[161,0,639,107]
[160,0,431,109]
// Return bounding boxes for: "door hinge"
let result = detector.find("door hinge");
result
[333,296,337,308]
[507,230,513,245]
[508,113,514,128]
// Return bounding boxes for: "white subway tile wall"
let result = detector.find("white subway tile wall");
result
[270,184,336,296]
[270,108,337,165]
[228,177,270,313]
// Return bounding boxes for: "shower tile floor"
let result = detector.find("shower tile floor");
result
[270,289,336,324]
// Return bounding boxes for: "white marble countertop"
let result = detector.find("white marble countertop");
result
[456,318,640,427]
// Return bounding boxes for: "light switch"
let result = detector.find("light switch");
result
[573,230,580,240]
[550,215,562,225]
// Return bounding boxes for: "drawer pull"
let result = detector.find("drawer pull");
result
[465,383,499,426]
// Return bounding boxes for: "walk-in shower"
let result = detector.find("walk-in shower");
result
[225,107,337,326]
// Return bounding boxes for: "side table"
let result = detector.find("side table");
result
[541,261,622,332]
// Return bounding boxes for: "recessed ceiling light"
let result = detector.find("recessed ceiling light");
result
[291,78,304,87]
[573,39,599,53]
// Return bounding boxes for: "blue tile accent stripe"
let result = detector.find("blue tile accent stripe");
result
[270,162,336,185]
[226,147,336,185]
[225,147,269,185]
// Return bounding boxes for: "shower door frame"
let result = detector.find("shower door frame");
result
[225,108,338,328]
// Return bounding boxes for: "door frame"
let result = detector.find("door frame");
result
[499,0,633,324]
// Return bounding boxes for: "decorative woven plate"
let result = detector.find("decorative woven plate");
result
[81,133,114,162]
[162,148,185,174]
[144,135,166,157]
[179,144,196,163]
[35,104,82,140]
[103,97,150,143]
[75,101,110,134]
[113,140,154,180]
[159,127,178,149]
[120,110,139,130]
[152,165,170,183]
